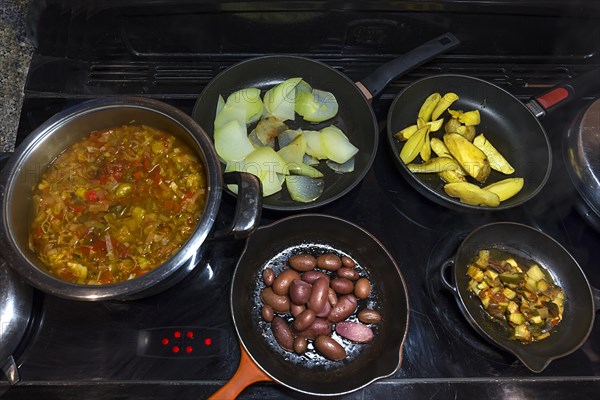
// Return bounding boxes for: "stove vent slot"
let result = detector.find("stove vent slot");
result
[88,64,150,86]
[154,65,215,86]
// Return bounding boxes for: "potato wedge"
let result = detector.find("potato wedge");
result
[443,133,491,183]
[483,177,524,201]
[407,157,462,173]
[418,93,441,123]
[444,182,500,206]
[439,170,467,183]
[473,133,515,175]
[394,124,418,141]
[400,125,429,164]
[431,92,459,121]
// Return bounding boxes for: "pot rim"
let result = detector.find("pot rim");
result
[0,97,222,301]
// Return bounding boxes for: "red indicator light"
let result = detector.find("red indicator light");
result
[161,338,169,345]
[172,346,180,353]
[186,331,194,339]
[186,346,193,353]
[204,338,212,346]
[174,331,182,338]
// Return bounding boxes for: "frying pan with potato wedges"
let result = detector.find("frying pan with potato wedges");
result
[386,69,600,211]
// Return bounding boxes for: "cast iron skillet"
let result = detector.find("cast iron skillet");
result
[209,214,410,398]
[387,70,599,211]
[441,222,600,372]
[192,33,460,211]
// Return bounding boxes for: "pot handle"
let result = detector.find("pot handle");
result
[357,32,460,101]
[525,68,600,118]
[440,259,458,294]
[213,172,262,240]
[208,344,272,400]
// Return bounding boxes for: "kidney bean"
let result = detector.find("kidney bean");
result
[337,267,359,281]
[288,254,317,272]
[341,256,356,268]
[354,277,371,299]
[328,288,338,307]
[260,287,290,313]
[272,269,300,296]
[315,335,346,361]
[261,305,274,322]
[307,277,329,313]
[315,301,331,318]
[263,268,275,286]
[302,270,329,284]
[358,309,382,324]
[291,303,306,317]
[289,279,312,305]
[316,253,342,271]
[330,277,354,295]
[335,321,374,343]
[271,316,295,351]
[293,336,308,354]
[293,309,316,332]
[328,294,357,323]
[295,317,331,340]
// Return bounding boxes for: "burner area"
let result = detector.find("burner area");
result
[1,1,600,398]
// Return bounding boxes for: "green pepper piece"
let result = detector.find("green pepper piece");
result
[498,272,524,285]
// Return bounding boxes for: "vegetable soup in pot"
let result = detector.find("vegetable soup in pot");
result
[29,124,208,285]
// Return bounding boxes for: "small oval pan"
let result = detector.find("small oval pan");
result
[441,222,599,372]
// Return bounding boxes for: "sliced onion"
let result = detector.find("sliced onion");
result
[225,87,264,124]
[245,146,289,176]
[214,104,247,130]
[303,154,319,166]
[326,157,355,174]
[214,120,255,162]
[285,175,324,203]
[290,162,323,178]
[263,77,302,121]
[303,130,328,160]
[277,135,306,164]
[255,115,288,145]
[216,94,225,115]
[296,88,339,123]
[248,129,274,148]
[277,129,302,148]
[320,125,358,164]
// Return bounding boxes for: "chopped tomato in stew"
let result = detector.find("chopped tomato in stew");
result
[29,124,207,284]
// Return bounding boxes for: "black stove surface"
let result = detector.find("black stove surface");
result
[2,1,600,399]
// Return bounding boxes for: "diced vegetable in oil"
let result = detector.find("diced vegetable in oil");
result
[466,248,564,343]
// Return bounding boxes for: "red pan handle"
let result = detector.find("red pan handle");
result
[208,343,272,400]
[356,32,460,102]
[526,68,600,118]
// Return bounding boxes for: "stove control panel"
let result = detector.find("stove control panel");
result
[137,326,227,359]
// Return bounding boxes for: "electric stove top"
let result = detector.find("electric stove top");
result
[1,1,600,399]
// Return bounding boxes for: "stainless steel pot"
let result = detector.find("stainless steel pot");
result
[564,98,600,231]
[0,258,33,385]
[0,97,261,301]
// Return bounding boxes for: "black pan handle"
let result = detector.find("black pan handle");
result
[358,32,460,101]
[526,68,600,118]
[212,171,262,240]
[440,259,458,294]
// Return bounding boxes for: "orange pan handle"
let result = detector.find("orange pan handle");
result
[208,343,273,400]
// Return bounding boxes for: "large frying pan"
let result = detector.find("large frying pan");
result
[193,33,460,211]
[441,222,600,372]
[210,214,409,398]
[386,70,599,211]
